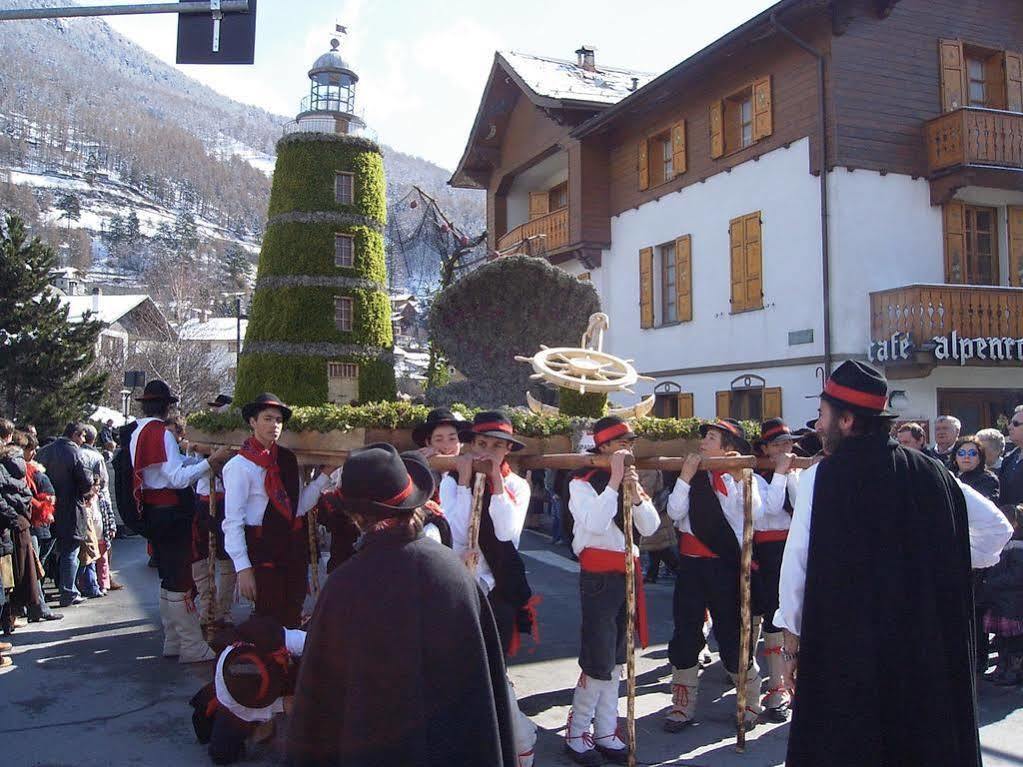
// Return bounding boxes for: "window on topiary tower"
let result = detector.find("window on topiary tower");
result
[334,172,354,204]
[334,234,354,267]
[334,296,354,331]
[328,361,359,404]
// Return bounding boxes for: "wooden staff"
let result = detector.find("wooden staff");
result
[621,479,638,767]
[466,472,488,575]
[307,503,320,601]
[204,476,219,627]
[735,467,755,751]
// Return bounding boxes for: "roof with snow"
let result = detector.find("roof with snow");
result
[178,317,248,342]
[500,51,654,106]
[62,293,148,325]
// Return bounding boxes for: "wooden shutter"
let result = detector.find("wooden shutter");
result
[744,212,764,310]
[639,247,654,329]
[943,200,966,283]
[1005,51,1023,112]
[638,140,649,191]
[677,393,694,419]
[528,192,549,221]
[716,391,732,419]
[752,76,773,141]
[674,235,692,322]
[709,101,724,159]
[762,387,783,419]
[729,216,746,310]
[1009,206,1023,287]
[671,120,687,176]
[939,39,966,112]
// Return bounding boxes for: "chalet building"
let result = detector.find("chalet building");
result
[61,288,175,362]
[451,0,1023,435]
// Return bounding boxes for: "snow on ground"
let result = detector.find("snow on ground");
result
[213,133,276,177]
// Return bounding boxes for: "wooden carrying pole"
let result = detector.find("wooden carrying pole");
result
[621,481,638,767]
[735,468,755,751]
[204,479,218,627]
[466,472,488,576]
[308,503,320,601]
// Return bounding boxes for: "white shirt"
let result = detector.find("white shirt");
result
[666,471,762,546]
[129,417,210,491]
[568,478,660,557]
[221,452,333,572]
[443,470,530,593]
[214,629,306,723]
[774,464,1013,637]
[195,473,224,497]
[753,472,797,532]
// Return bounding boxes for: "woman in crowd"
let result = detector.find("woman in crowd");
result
[954,435,1000,503]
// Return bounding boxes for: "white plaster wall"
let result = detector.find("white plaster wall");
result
[889,366,1023,429]
[601,138,823,377]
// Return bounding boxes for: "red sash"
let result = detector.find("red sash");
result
[578,547,649,649]
[679,532,719,558]
[197,493,225,503]
[133,420,177,506]
[753,530,788,545]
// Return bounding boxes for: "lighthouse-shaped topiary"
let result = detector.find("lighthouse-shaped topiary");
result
[235,36,396,406]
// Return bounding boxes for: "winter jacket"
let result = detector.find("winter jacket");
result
[979,541,1023,620]
[36,437,93,543]
[1000,447,1023,507]
[27,463,55,539]
[640,487,678,553]
[0,444,32,533]
[957,467,1000,504]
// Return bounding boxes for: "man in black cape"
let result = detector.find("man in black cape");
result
[775,360,1011,766]
[286,443,517,767]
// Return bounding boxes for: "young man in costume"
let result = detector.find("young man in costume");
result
[776,360,1012,767]
[664,419,764,731]
[446,411,537,767]
[751,418,798,722]
[222,394,335,630]
[286,443,517,767]
[564,416,660,765]
[413,407,466,544]
[129,380,232,663]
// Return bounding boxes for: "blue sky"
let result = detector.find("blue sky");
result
[102,0,777,170]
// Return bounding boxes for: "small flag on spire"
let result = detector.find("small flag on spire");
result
[336,24,348,35]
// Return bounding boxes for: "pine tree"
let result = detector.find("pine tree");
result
[125,209,142,243]
[0,213,107,433]
[56,192,81,229]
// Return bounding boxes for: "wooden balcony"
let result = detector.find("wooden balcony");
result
[925,108,1023,175]
[496,208,569,256]
[871,284,1023,343]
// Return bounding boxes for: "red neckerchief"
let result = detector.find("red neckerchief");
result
[240,437,293,521]
[486,461,515,502]
[710,471,729,497]
[132,420,169,504]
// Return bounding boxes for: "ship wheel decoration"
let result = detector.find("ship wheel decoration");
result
[515,313,657,418]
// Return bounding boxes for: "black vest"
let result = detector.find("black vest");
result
[686,470,740,563]
[570,467,637,538]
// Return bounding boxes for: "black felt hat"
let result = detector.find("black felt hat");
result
[412,408,465,448]
[207,394,233,408]
[340,443,435,511]
[241,393,293,423]
[588,416,637,453]
[135,379,179,403]
[458,411,526,451]
[222,645,289,710]
[699,418,753,455]
[819,360,898,418]
[756,418,797,446]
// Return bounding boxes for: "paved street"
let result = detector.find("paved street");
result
[2,532,1023,766]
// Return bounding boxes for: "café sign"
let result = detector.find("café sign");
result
[868,330,1023,366]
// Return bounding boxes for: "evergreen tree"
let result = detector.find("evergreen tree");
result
[222,245,251,290]
[125,209,142,243]
[56,192,81,229]
[0,213,107,433]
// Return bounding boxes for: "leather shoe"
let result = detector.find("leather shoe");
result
[30,611,64,622]
[108,581,124,591]
[59,596,87,607]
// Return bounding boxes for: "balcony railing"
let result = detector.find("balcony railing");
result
[497,208,569,255]
[925,108,1023,174]
[870,284,1023,342]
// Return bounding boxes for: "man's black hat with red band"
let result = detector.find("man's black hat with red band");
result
[699,418,753,455]
[589,416,637,453]
[757,418,797,446]
[340,443,435,511]
[242,392,293,423]
[819,360,898,418]
[458,411,526,451]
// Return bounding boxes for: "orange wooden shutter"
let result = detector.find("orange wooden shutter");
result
[709,101,724,159]
[638,140,649,191]
[639,247,654,328]
[674,235,692,322]
[1008,206,1023,287]
[939,39,966,112]
[1005,52,1023,112]
[528,192,549,220]
[943,201,966,283]
[762,387,783,419]
[677,393,694,419]
[729,216,746,310]
[716,391,732,419]
[752,76,773,140]
[744,212,763,310]
[671,120,687,176]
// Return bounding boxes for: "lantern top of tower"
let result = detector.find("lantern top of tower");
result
[309,37,359,83]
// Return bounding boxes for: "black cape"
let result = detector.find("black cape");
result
[787,434,980,767]
[286,525,517,767]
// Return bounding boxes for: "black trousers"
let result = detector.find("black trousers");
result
[668,555,746,674]
[488,590,517,657]
[753,539,785,633]
[646,546,681,579]
[578,569,627,680]
[208,709,255,765]
[146,505,194,593]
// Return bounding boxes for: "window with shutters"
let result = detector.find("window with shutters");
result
[548,182,568,212]
[334,172,354,204]
[639,121,686,190]
[943,202,999,285]
[334,234,354,267]
[647,131,673,187]
[577,271,591,282]
[654,391,694,419]
[1009,206,1023,287]
[659,242,678,325]
[711,77,772,159]
[965,46,1006,108]
[645,235,693,327]
[334,296,354,332]
[716,385,781,421]
[729,212,764,313]
[941,41,1023,112]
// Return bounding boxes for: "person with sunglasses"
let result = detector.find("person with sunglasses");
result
[953,436,1000,504]
[1000,407,1023,507]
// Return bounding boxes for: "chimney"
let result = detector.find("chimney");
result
[575,45,596,72]
[630,76,639,92]
[91,286,100,314]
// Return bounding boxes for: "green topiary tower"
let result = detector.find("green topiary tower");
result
[236,37,396,406]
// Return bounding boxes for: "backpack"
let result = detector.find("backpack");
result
[112,422,147,536]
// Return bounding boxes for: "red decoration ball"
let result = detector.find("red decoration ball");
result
[440,224,449,232]
[410,200,418,209]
